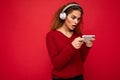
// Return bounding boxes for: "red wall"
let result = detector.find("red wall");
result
[1,0,120,80]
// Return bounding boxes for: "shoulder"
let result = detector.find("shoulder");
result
[46,30,58,39]
[46,30,56,37]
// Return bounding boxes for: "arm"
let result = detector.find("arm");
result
[80,36,95,62]
[80,43,91,62]
[46,33,76,69]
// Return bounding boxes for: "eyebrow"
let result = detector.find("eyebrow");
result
[71,15,81,19]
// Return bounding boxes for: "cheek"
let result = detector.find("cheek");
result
[65,17,73,24]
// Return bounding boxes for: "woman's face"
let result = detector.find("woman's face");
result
[64,10,81,30]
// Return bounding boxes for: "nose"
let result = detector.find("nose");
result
[74,19,79,25]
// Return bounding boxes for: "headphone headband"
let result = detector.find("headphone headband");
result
[59,3,80,20]
[62,4,80,13]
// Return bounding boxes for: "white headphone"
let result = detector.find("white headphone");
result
[59,4,80,20]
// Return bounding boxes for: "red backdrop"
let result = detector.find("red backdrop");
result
[0,0,120,80]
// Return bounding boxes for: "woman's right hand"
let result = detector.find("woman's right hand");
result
[71,37,84,49]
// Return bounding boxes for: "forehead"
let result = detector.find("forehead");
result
[68,10,81,17]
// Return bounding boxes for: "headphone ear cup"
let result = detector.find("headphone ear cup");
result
[59,12,66,20]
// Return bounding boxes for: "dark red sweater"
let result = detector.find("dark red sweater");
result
[46,30,90,79]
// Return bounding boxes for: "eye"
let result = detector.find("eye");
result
[77,17,81,21]
[71,15,76,19]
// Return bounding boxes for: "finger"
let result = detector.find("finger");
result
[86,41,92,44]
[75,37,82,40]
[90,38,95,41]
[79,38,84,42]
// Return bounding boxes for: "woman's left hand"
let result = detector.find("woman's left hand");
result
[85,38,95,47]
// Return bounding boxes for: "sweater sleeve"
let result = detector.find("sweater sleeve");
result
[80,43,91,62]
[46,33,76,69]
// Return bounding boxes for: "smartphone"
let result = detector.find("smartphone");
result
[82,35,95,41]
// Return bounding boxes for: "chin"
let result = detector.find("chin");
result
[70,28,75,31]
[70,30,74,32]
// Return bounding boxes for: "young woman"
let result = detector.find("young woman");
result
[46,2,94,80]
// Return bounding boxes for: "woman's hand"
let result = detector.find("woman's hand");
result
[85,38,95,47]
[71,37,84,49]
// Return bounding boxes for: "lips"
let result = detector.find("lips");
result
[72,25,77,28]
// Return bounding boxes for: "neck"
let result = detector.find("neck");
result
[57,24,73,38]
[58,25,71,33]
